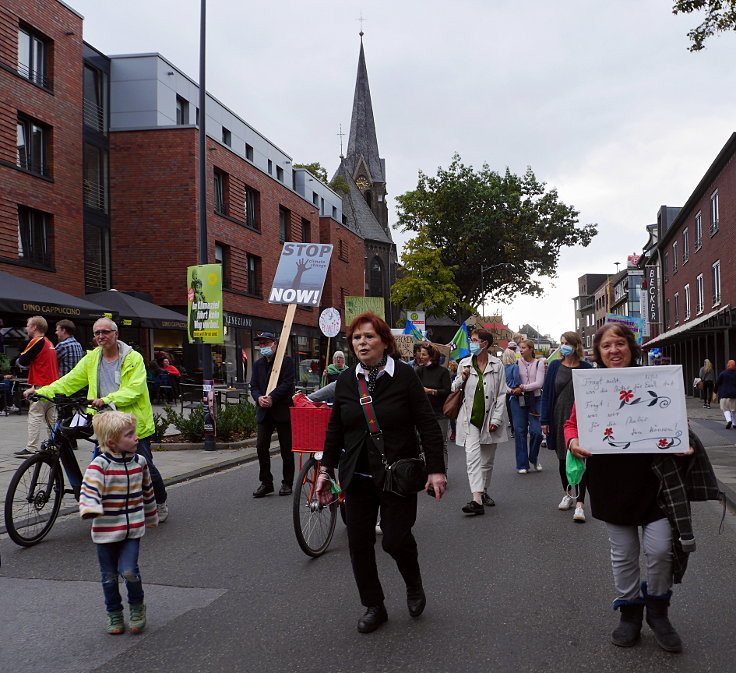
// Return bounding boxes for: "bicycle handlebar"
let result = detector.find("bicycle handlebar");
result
[29,392,93,406]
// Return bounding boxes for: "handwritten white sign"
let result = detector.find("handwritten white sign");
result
[571,365,688,454]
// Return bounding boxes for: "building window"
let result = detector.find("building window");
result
[222,126,231,147]
[268,159,273,175]
[370,257,383,297]
[18,205,51,267]
[696,273,704,314]
[279,206,290,243]
[338,239,349,262]
[684,284,691,320]
[312,192,319,206]
[83,65,106,133]
[712,260,721,306]
[340,287,348,308]
[18,26,48,88]
[673,292,679,324]
[301,218,310,243]
[671,241,678,274]
[665,298,671,329]
[245,186,259,229]
[710,190,719,235]
[276,166,284,182]
[83,143,108,212]
[84,223,110,293]
[214,242,230,288]
[17,115,49,177]
[682,228,689,263]
[176,95,189,125]
[694,211,702,251]
[663,251,669,283]
[332,205,338,219]
[214,169,228,214]
[247,254,261,295]
[245,144,253,161]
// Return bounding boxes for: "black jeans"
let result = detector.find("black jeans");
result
[255,416,294,486]
[137,436,166,504]
[346,474,421,607]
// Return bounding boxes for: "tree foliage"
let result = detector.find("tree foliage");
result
[393,155,597,323]
[293,162,329,183]
[673,0,736,51]
[390,231,470,319]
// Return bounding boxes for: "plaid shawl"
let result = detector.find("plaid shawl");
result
[651,430,722,583]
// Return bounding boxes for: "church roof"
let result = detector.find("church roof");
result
[334,160,393,245]
[344,37,384,184]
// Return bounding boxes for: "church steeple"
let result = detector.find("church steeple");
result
[344,33,388,231]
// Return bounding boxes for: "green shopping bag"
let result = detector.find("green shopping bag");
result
[566,450,586,487]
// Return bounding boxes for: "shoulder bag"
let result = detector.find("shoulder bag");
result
[357,375,427,496]
[442,377,467,420]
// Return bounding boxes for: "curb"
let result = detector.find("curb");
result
[151,436,258,451]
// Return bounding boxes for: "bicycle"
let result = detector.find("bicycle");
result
[4,393,99,547]
[290,404,346,557]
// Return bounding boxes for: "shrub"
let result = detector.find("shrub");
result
[165,405,204,442]
[165,400,257,443]
[152,408,172,442]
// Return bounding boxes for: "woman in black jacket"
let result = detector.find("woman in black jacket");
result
[415,343,452,473]
[316,312,446,634]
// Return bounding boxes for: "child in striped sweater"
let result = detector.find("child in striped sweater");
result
[81,411,158,635]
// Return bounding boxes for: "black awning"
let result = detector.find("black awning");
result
[0,271,113,321]
[83,290,187,330]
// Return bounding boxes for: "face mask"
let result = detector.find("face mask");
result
[560,345,574,357]
[469,342,482,356]
[260,347,273,358]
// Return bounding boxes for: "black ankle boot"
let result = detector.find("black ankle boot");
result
[357,604,388,633]
[611,603,644,647]
[645,596,683,653]
[407,584,426,617]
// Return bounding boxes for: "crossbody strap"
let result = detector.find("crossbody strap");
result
[357,374,387,464]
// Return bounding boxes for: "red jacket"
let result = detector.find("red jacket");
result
[18,336,59,386]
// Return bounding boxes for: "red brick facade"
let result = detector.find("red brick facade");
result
[0,0,84,293]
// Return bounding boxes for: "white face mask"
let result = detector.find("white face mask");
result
[469,342,482,355]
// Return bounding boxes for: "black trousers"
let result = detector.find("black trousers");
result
[345,474,421,607]
[255,416,294,486]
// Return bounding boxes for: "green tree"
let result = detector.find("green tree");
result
[673,0,736,51]
[393,155,597,324]
[293,162,329,183]
[390,231,470,319]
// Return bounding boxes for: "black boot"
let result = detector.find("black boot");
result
[407,583,426,617]
[611,603,644,647]
[357,604,388,633]
[645,595,683,653]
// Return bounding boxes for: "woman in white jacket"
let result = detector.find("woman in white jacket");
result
[452,328,508,515]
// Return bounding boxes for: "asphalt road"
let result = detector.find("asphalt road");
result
[1,438,735,673]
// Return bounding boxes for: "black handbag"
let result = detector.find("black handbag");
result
[357,375,427,497]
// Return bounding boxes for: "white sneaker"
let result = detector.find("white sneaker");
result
[517,469,528,474]
[533,461,543,472]
[157,503,169,523]
[375,522,383,535]
[573,505,586,523]
[558,494,575,510]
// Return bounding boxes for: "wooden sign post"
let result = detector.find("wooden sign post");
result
[266,303,296,395]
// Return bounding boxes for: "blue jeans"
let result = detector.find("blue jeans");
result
[96,538,144,612]
[137,436,167,504]
[510,396,542,470]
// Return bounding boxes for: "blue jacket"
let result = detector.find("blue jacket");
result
[540,358,592,455]
[504,363,521,389]
[250,354,295,423]
[714,369,736,400]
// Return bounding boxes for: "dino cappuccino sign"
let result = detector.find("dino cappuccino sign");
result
[269,243,333,306]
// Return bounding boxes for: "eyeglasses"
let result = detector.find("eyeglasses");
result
[93,329,115,336]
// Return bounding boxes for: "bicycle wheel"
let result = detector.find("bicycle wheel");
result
[293,456,337,557]
[4,454,64,547]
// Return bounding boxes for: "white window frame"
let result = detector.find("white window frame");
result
[674,292,680,324]
[710,190,719,235]
[712,260,721,306]
[696,273,704,315]
[682,228,689,263]
[694,211,702,250]
[684,284,691,321]
[672,241,678,274]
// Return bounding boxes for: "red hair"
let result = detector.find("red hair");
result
[346,312,396,357]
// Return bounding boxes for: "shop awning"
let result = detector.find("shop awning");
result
[643,304,730,348]
[83,290,187,330]
[0,271,113,321]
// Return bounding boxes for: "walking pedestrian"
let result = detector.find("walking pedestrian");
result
[80,411,158,634]
[54,319,85,376]
[452,328,507,514]
[714,360,736,429]
[698,359,715,408]
[415,343,452,473]
[508,339,544,473]
[540,331,591,522]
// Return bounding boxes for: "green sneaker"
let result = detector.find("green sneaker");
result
[106,610,125,635]
[129,603,147,633]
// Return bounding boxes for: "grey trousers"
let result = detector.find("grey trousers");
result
[606,518,673,605]
[464,424,497,494]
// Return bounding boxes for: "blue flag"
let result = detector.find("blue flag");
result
[403,319,424,341]
[450,323,470,360]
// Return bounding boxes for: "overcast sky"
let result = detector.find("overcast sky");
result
[69,0,736,339]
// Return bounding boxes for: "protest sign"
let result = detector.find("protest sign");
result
[571,365,687,454]
[395,334,415,358]
[605,313,645,345]
[187,264,223,344]
[269,243,333,306]
[345,296,385,325]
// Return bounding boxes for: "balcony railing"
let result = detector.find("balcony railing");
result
[83,179,107,212]
[83,98,106,133]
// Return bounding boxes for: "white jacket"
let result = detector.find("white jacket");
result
[452,354,508,445]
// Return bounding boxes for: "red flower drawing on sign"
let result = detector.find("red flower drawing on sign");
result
[619,389,634,403]
[658,438,669,448]
[604,428,614,437]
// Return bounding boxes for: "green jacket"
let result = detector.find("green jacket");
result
[35,340,155,439]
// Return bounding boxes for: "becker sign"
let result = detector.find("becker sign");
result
[269,242,333,306]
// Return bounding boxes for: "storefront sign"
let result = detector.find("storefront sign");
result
[345,296,385,326]
[646,265,659,324]
[269,243,333,306]
[187,264,224,344]
[225,312,253,329]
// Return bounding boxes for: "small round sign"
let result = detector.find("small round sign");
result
[319,308,341,337]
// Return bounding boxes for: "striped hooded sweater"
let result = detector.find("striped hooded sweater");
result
[79,452,158,543]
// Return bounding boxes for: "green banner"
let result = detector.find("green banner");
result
[187,264,224,344]
[344,296,385,327]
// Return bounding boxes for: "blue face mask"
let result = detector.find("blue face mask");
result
[560,344,574,357]
[469,342,482,356]
[260,346,273,358]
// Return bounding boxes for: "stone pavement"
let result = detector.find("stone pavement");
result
[1,396,735,533]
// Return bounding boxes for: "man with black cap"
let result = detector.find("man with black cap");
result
[250,331,295,497]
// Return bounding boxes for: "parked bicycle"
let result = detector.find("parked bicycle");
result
[4,393,99,547]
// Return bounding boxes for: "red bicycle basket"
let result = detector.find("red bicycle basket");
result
[290,405,332,452]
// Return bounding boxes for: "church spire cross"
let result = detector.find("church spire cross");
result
[357,12,366,38]
[337,123,345,158]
